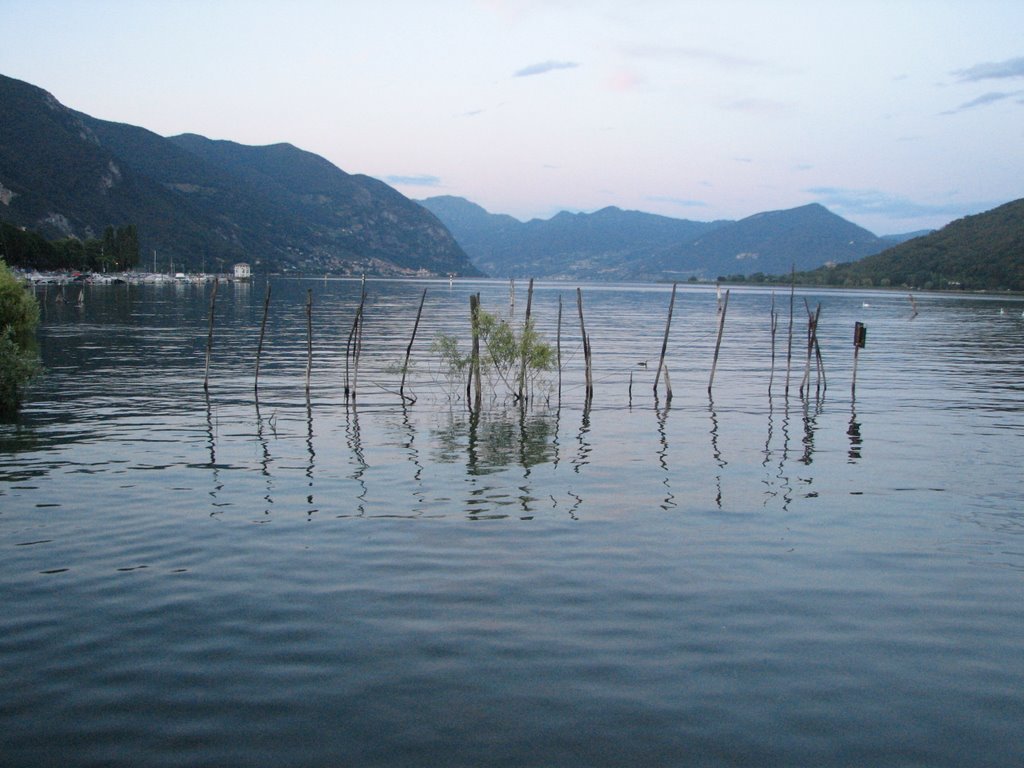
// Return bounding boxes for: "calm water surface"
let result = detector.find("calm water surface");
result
[2,278,1024,766]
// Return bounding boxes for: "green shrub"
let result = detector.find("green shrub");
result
[0,259,41,418]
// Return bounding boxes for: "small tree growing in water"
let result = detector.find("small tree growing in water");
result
[432,306,554,403]
[0,259,41,418]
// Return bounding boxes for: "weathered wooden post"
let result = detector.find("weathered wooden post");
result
[768,291,779,394]
[556,294,563,400]
[345,286,366,400]
[254,281,272,397]
[468,293,482,410]
[400,287,427,403]
[785,266,795,394]
[576,287,592,401]
[203,277,219,392]
[851,321,866,397]
[799,299,815,398]
[908,293,919,319]
[516,278,535,402]
[304,288,313,395]
[654,282,678,397]
[707,288,730,395]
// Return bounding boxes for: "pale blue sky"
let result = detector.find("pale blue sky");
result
[2,0,1022,235]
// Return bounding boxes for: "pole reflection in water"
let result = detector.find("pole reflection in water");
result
[848,401,863,463]
[654,395,676,510]
[799,397,820,466]
[778,396,794,510]
[204,392,226,514]
[573,401,592,475]
[305,395,316,517]
[401,405,427,515]
[344,402,368,517]
[707,396,726,509]
[255,400,275,515]
[762,393,778,507]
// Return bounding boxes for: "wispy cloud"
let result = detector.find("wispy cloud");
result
[385,174,441,187]
[722,97,791,116]
[514,60,579,78]
[951,56,1024,82]
[807,187,973,220]
[645,195,709,208]
[623,44,764,70]
[941,90,1024,115]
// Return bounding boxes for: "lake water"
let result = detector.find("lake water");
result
[2,277,1024,766]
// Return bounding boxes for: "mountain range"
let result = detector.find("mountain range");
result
[4,72,1016,288]
[0,73,479,276]
[418,195,921,281]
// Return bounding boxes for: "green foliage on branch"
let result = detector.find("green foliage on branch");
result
[432,307,554,400]
[0,259,41,418]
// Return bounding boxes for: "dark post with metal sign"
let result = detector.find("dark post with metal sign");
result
[852,321,866,397]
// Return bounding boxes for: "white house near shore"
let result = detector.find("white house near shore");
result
[233,263,251,280]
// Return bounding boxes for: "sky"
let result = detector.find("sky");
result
[2,0,1023,235]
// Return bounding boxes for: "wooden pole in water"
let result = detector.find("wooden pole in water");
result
[203,277,219,392]
[345,286,366,400]
[768,291,778,395]
[255,282,272,397]
[516,278,534,402]
[799,298,814,398]
[556,294,563,400]
[473,293,482,410]
[576,287,592,401]
[304,288,313,395]
[707,288,730,395]
[851,321,866,398]
[785,265,795,394]
[811,303,825,396]
[653,282,678,396]
[353,294,365,399]
[400,287,427,403]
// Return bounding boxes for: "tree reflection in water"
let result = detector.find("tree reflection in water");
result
[430,405,559,475]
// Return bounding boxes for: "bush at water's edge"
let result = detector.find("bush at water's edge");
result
[0,259,41,419]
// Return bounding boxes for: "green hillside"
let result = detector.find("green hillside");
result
[797,198,1024,291]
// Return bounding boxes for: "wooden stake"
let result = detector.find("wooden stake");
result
[254,281,271,396]
[516,278,535,402]
[345,286,366,400]
[353,292,364,398]
[785,265,795,393]
[556,294,563,400]
[707,288,730,395]
[576,287,592,401]
[468,293,482,410]
[304,288,313,394]
[400,287,427,403]
[203,277,219,391]
[768,291,779,394]
[852,321,866,398]
[800,298,814,398]
[654,282,678,396]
